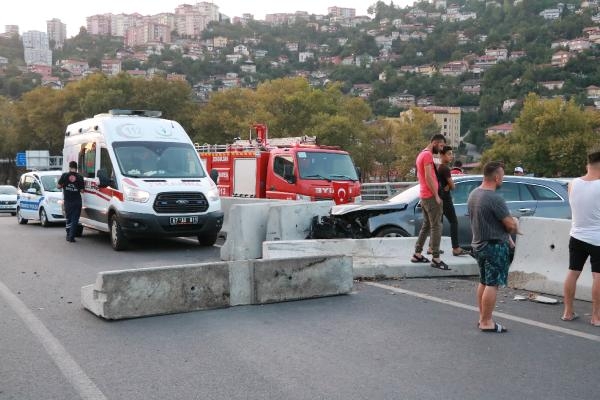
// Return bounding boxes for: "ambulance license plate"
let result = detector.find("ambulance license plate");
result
[170,216,198,225]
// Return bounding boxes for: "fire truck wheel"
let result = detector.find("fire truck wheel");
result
[197,231,218,246]
[375,227,410,237]
[110,214,129,251]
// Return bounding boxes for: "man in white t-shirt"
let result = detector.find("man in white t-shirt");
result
[561,150,600,326]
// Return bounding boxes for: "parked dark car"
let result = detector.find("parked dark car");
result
[313,175,571,249]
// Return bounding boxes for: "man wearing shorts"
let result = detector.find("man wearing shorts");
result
[561,150,600,326]
[468,161,518,333]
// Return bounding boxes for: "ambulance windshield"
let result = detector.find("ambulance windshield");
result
[297,151,359,181]
[113,141,206,178]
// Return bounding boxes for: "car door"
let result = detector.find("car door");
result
[496,181,537,218]
[526,182,570,219]
[20,175,39,219]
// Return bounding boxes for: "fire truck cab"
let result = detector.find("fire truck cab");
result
[198,124,361,204]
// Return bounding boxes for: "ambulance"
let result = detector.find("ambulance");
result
[63,109,223,250]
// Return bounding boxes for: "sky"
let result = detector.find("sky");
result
[0,1,411,38]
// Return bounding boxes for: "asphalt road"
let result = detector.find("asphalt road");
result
[0,214,598,400]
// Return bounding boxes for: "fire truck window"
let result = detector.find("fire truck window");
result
[273,156,294,179]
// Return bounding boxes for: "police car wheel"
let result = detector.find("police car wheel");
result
[40,209,49,227]
[110,215,128,251]
[17,209,28,225]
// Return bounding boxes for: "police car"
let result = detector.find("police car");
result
[16,171,65,226]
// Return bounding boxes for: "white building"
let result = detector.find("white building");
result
[46,18,66,48]
[22,31,52,66]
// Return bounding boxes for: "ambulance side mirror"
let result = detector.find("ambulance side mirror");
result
[97,169,111,188]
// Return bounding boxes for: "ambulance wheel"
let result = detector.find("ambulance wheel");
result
[75,224,84,237]
[110,215,128,251]
[11,212,16,216]
[39,208,50,227]
[197,231,218,246]
[17,208,28,225]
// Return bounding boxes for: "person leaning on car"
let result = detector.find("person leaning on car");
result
[57,161,84,243]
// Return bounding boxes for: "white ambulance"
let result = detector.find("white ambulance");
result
[63,109,223,250]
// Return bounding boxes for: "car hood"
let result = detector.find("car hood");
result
[331,202,409,215]
[0,194,17,200]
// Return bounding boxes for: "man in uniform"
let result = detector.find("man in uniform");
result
[57,161,84,243]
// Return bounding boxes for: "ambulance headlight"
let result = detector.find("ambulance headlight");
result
[207,187,220,202]
[123,183,150,203]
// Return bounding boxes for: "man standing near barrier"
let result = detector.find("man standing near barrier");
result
[561,150,600,326]
[57,161,84,243]
[410,133,449,270]
[468,161,518,333]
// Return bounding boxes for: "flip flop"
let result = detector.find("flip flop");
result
[480,323,507,333]
[452,248,469,256]
[410,254,430,263]
[591,321,600,327]
[430,259,451,270]
[560,312,579,321]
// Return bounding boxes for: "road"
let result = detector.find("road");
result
[0,214,598,400]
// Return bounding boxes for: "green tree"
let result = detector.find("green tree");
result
[482,93,600,176]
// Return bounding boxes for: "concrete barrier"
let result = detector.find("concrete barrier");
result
[263,237,479,279]
[81,255,352,320]
[509,217,592,301]
[219,197,285,237]
[220,201,333,261]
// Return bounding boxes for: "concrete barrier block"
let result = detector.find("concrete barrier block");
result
[81,263,230,320]
[265,201,333,241]
[229,260,252,306]
[220,197,284,236]
[263,237,478,279]
[509,217,592,301]
[220,203,272,261]
[251,256,353,304]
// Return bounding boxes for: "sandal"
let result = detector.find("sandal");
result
[430,259,451,270]
[452,248,469,256]
[410,254,430,263]
[480,323,507,333]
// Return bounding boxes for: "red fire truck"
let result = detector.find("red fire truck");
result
[197,124,361,204]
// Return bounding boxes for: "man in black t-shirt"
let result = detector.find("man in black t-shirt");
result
[436,146,468,256]
[57,161,85,243]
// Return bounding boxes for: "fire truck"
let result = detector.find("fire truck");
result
[197,124,361,205]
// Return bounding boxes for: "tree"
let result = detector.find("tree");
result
[482,93,600,176]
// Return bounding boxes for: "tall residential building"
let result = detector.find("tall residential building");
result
[4,25,19,36]
[46,18,67,48]
[327,6,356,18]
[111,13,143,37]
[422,106,462,147]
[22,31,52,66]
[174,2,218,37]
[125,22,171,47]
[87,14,112,35]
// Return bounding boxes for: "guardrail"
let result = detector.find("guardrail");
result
[360,182,416,201]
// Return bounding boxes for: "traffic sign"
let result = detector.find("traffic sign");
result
[16,152,26,167]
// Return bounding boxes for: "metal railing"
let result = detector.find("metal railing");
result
[360,182,417,201]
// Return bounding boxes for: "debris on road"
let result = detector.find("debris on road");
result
[528,293,559,304]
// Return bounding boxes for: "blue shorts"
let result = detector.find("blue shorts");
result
[474,242,510,287]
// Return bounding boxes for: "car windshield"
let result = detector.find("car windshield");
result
[0,186,17,195]
[387,183,420,203]
[297,151,358,181]
[40,175,62,192]
[113,141,207,178]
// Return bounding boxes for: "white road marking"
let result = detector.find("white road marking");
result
[0,280,108,400]
[365,281,600,343]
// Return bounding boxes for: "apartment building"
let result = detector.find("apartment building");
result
[87,14,111,35]
[328,7,356,18]
[422,106,461,147]
[124,22,171,47]
[22,31,52,66]
[46,18,66,48]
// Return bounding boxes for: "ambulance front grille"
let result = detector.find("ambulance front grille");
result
[153,192,209,213]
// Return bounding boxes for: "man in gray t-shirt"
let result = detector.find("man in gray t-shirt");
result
[467,161,518,333]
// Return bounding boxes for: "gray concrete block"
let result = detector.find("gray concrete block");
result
[229,260,252,306]
[265,201,333,241]
[81,263,230,320]
[251,256,353,304]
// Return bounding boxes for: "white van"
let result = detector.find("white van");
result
[16,170,66,226]
[63,109,223,250]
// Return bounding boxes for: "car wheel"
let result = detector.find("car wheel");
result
[198,231,218,246]
[11,212,16,216]
[39,208,50,227]
[17,208,28,225]
[375,227,410,237]
[109,214,128,251]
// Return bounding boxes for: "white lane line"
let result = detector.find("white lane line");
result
[0,280,108,400]
[365,281,600,343]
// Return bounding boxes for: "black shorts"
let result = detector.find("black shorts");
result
[569,236,600,273]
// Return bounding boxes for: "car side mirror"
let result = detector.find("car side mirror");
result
[97,169,111,188]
